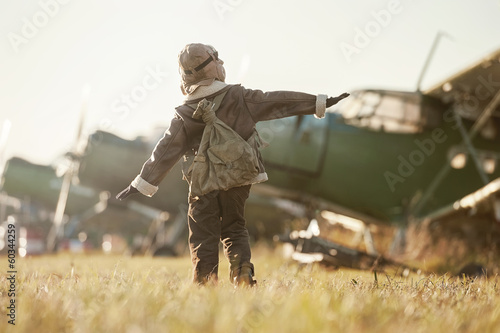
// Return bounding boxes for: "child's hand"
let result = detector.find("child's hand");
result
[116,185,139,200]
[326,93,350,107]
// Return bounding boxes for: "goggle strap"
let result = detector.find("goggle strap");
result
[183,51,218,75]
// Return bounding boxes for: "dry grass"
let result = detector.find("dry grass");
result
[1,245,500,333]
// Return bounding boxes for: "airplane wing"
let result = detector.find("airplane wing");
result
[413,48,500,223]
[424,47,500,122]
[423,177,500,223]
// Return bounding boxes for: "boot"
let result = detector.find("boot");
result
[231,264,256,287]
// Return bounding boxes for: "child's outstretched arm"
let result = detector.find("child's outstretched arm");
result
[116,114,189,200]
[242,88,349,122]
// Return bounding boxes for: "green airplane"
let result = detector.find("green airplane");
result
[2,46,499,257]
[1,157,101,216]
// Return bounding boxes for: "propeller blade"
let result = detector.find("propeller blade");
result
[74,84,91,155]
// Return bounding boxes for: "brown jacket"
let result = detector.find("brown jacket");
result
[131,82,327,196]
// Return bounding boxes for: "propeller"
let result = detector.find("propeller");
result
[46,84,91,252]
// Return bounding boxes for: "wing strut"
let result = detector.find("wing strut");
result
[412,90,500,219]
[452,110,490,185]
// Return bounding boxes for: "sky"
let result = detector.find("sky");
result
[1,0,500,166]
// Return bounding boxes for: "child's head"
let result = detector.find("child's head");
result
[178,43,226,95]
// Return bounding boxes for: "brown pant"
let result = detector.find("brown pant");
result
[187,185,254,284]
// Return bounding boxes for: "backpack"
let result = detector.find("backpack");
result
[182,91,261,197]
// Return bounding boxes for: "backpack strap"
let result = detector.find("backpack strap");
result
[187,90,228,116]
[210,90,227,112]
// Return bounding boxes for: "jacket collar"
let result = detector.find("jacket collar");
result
[184,80,228,102]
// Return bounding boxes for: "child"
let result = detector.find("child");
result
[116,43,349,285]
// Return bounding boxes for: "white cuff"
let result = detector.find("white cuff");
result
[315,94,327,119]
[131,175,158,197]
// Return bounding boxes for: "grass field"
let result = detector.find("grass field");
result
[1,245,499,333]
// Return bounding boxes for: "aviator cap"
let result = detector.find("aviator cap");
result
[178,43,225,95]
